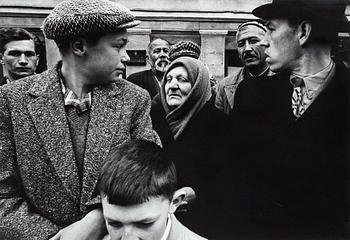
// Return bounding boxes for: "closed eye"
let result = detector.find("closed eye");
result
[135,222,154,229]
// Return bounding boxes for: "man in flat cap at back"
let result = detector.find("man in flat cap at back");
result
[230,0,350,238]
[0,0,160,239]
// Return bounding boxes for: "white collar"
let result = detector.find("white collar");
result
[160,214,172,240]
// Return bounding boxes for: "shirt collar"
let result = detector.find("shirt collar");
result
[58,65,92,113]
[290,60,335,99]
[160,214,172,240]
[247,66,270,78]
[5,76,11,84]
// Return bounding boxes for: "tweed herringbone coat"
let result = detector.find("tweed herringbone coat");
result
[0,64,160,240]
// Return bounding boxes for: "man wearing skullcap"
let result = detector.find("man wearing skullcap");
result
[215,20,272,115]
[127,38,170,99]
[229,0,350,238]
[169,40,201,61]
[0,0,160,239]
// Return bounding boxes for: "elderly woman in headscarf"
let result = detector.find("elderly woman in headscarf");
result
[151,56,238,238]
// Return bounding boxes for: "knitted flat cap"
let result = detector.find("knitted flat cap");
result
[169,41,201,61]
[43,0,140,41]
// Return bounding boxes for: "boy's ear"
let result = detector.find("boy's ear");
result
[71,39,86,56]
[169,187,196,214]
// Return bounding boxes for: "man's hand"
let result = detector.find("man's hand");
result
[49,209,106,240]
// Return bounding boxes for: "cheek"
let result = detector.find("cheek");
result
[106,225,121,239]
[4,58,16,67]
[164,83,170,93]
[180,83,192,96]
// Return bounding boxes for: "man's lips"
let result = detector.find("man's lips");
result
[15,67,31,71]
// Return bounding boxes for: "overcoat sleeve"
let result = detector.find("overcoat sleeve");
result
[130,90,161,146]
[0,87,60,240]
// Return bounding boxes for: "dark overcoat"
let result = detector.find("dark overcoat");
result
[230,61,350,238]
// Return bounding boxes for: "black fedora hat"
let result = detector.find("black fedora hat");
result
[253,0,348,30]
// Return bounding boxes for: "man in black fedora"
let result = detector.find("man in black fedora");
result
[230,0,350,238]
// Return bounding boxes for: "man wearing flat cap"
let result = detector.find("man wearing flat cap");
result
[230,0,350,238]
[0,0,160,239]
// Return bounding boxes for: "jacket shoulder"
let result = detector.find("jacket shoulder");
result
[217,68,244,89]
[127,69,152,82]
[120,78,151,100]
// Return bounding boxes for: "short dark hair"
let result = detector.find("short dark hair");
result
[0,28,37,53]
[98,140,177,206]
[282,15,339,45]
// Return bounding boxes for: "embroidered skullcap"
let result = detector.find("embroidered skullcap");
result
[43,0,140,41]
[237,21,267,33]
[169,41,201,62]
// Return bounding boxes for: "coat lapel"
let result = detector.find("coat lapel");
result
[27,66,81,201]
[80,82,123,207]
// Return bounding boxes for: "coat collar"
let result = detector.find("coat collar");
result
[27,63,124,204]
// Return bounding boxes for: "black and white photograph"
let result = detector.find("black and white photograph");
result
[0,0,349,239]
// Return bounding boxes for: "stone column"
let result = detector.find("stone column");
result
[126,28,152,76]
[199,29,228,82]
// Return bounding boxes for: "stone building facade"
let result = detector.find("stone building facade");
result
[0,0,349,80]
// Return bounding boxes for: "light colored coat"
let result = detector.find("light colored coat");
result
[0,64,160,240]
[215,68,244,115]
[168,214,207,240]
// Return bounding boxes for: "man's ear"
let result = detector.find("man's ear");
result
[0,53,4,65]
[169,187,196,214]
[35,54,40,67]
[146,54,152,66]
[298,21,312,47]
[71,39,86,56]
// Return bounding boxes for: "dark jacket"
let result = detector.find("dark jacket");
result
[151,96,240,239]
[127,69,160,99]
[230,61,350,238]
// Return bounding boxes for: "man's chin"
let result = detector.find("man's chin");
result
[11,72,32,80]
[155,66,168,73]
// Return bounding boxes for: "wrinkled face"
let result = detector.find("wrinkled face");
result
[1,39,38,80]
[84,31,130,85]
[147,39,170,73]
[102,196,171,240]
[237,25,267,69]
[165,66,192,109]
[263,19,302,72]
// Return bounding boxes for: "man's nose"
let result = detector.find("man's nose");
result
[120,227,138,240]
[244,41,253,51]
[18,54,29,65]
[159,49,169,58]
[121,49,130,63]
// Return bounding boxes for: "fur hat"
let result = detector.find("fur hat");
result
[169,41,201,61]
[43,0,140,41]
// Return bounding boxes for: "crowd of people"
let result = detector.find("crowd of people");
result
[0,0,349,239]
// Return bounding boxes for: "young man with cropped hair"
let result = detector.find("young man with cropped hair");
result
[99,140,206,240]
